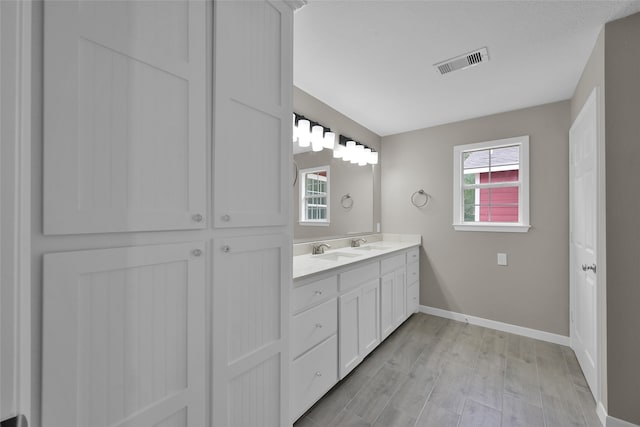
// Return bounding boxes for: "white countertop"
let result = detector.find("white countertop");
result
[293,234,421,280]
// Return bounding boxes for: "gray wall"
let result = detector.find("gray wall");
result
[293,87,382,241]
[604,12,640,425]
[381,101,570,336]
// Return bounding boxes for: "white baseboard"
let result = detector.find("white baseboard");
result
[419,305,570,346]
[602,404,640,427]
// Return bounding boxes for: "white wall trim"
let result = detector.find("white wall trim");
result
[419,305,570,346]
[0,0,32,422]
[597,401,640,427]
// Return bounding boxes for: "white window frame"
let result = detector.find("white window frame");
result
[299,166,330,226]
[453,135,530,232]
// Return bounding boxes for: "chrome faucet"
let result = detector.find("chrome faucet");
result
[351,238,367,248]
[312,243,331,255]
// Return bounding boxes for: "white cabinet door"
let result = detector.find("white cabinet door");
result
[212,234,290,427]
[394,268,407,325]
[338,287,361,378]
[360,279,380,357]
[43,0,207,234]
[213,0,292,228]
[407,282,419,316]
[380,272,395,340]
[42,242,206,427]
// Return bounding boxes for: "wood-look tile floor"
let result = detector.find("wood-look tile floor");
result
[294,313,601,427]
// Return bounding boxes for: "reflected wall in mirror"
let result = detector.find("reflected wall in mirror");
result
[294,148,374,240]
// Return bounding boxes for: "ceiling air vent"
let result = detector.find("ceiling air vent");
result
[434,47,489,75]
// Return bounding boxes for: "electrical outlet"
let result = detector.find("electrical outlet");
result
[497,253,508,266]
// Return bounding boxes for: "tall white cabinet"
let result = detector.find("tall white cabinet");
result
[40,1,297,426]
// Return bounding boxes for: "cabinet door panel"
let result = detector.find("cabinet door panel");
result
[44,0,206,234]
[339,288,361,378]
[380,272,395,340]
[407,282,419,316]
[394,269,407,326]
[213,0,292,228]
[42,242,206,427]
[360,279,380,357]
[212,233,290,426]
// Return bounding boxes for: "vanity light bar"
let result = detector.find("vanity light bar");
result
[338,135,378,165]
[293,113,336,151]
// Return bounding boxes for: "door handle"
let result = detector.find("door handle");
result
[581,263,597,273]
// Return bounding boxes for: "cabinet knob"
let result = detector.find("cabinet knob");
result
[315,323,323,328]
[222,245,231,253]
[192,249,202,257]
[221,214,231,222]
[314,291,322,296]
[192,213,204,222]
[315,371,322,377]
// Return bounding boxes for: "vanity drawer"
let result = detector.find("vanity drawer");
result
[340,261,379,291]
[292,298,338,359]
[406,247,419,264]
[407,261,419,285]
[292,335,338,420]
[407,282,419,315]
[292,275,338,313]
[381,253,405,275]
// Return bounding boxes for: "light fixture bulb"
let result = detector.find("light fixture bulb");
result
[333,144,344,158]
[297,119,310,147]
[363,148,372,165]
[351,144,364,164]
[311,125,324,151]
[344,140,356,162]
[370,151,379,165]
[323,131,336,150]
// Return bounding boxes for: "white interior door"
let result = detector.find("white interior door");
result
[569,87,599,399]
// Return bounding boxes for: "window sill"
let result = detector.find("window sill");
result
[299,221,330,227]
[453,223,531,233]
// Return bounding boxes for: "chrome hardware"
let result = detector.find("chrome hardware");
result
[192,213,203,222]
[315,323,323,328]
[581,263,597,273]
[315,371,322,377]
[221,214,231,221]
[314,290,323,296]
[192,249,202,257]
[312,243,331,255]
[222,245,231,253]
[350,238,367,248]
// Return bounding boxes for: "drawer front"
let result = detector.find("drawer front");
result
[406,247,419,264]
[292,275,338,313]
[407,282,419,315]
[292,335,338,419]
[292,298,338,359]
[407,261,419,285]
[381,253,405,275]
[339,261,379,291]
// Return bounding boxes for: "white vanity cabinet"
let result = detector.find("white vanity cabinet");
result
[338,261,381,379]
[291,243,420,423]
[380,253,407,340]
[406,248,420,316]
[291,275,339,421]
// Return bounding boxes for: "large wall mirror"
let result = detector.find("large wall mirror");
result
[294,148,374,241]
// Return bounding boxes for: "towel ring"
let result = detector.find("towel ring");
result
[411,189,430,208]
[341,193,354,209]
[293,160,299,187]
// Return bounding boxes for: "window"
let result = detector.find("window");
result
[300,167,330,225]
[453,136,530,232]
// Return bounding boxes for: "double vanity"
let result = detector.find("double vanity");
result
[291,234,422,421]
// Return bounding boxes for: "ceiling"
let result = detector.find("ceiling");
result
[293,0,640,137]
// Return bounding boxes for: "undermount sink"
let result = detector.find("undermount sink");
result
[315,252,362,261]
[354,245,391,251]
